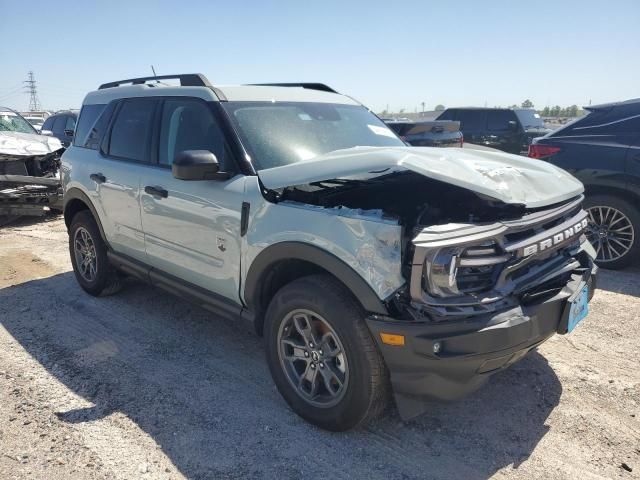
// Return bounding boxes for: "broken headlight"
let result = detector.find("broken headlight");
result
[423,244,511,298]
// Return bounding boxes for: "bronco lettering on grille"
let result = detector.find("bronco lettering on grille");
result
[521,218,588,256]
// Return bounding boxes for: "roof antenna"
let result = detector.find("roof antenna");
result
[151,65,157,76]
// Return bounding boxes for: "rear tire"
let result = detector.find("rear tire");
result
[264,274,389,431]
[584,195,639,269]
[69,210,121,296]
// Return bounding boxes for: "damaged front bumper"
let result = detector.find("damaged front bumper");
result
[367,260,597,420]
[366,196,598,420]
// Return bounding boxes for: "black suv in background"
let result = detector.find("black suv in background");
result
[385,119,463,147]
[530,98,640,269]
[437,107,550,154]
[42,111,78,147]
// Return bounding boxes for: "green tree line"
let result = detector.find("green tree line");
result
[513,100,583,117]
[379,100,586,119]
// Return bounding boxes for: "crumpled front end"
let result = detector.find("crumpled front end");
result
[0,132,65,217]
[366,195,598,420]
[408,195,593,318]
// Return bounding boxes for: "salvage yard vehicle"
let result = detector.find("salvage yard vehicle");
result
[437,107,551,154]
[0,107,64,217]
[530,98,640,269]
[41,110,78,147]
[385,119,463,147]
[62,74,597,431]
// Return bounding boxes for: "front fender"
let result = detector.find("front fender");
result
[244,241,390,316]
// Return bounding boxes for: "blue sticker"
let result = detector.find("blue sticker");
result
[567,286,589,333]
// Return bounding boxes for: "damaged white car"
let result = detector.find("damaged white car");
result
[0,107,64,217]
[62,75,597,431]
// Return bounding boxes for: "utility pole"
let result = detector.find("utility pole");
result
[421,101,425,117]
[24,71,41,111]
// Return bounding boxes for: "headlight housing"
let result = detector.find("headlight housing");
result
[423,243,511,298]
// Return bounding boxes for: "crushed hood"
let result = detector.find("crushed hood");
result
[257,146,584,209]
[0,131,63,159]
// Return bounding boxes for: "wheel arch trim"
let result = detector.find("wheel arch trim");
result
[63,188,109,246]
[244,242,390,317]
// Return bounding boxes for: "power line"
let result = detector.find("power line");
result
[0,89,24,102]
[0,83,23,94]
[23,71,41,111]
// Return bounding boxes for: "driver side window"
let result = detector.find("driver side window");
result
[159,98,228,169]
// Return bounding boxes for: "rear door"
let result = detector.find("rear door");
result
[139,96,245,302]
[543,110,633,192]
[88,98,158,261]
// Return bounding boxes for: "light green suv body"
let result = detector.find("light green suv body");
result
[62,74,597,430]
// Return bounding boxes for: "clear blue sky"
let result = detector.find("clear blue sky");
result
[1,0,638,112]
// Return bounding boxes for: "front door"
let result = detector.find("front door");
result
[139,97,245,303]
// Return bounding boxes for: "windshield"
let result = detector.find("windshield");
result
[514,109,546,129]
[0,110,37,134]
[223,102,404,170]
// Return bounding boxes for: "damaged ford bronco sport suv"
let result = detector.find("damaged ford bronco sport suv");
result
[62,74,597,431]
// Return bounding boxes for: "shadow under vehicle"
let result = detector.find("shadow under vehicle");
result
[1,270,563,480]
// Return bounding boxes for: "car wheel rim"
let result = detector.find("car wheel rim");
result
[277,309,349,408]
[74,227,98,282]
[586,206,635,263]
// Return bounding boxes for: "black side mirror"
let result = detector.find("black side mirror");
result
[172,150,230,181]
[64,129,74,137]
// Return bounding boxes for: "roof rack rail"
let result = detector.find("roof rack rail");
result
[99,73,212,90]
[249,83,338,94]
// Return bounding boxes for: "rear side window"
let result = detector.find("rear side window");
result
[158,98,228,167]
[108,98,156,162]
[42,116,54,131]
[486,110,514,131]
[457,110,485,130]
[555,104,640,137]
[437,110,456,121]
[65,116,76,132]
[386,123,410,135]
[83,103,115,150]
[74,104,106,147]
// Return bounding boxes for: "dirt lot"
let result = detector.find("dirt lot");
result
[0,215,638,480]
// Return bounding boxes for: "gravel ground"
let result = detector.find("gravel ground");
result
[0,215,638,480]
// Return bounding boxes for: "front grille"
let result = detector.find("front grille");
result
[456,244,509,294]
[410,195,588,314]
[456,264,497,293]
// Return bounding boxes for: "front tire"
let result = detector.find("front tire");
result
[69,210,121,296]
[584,195,639,269]
[264,274,389,431]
